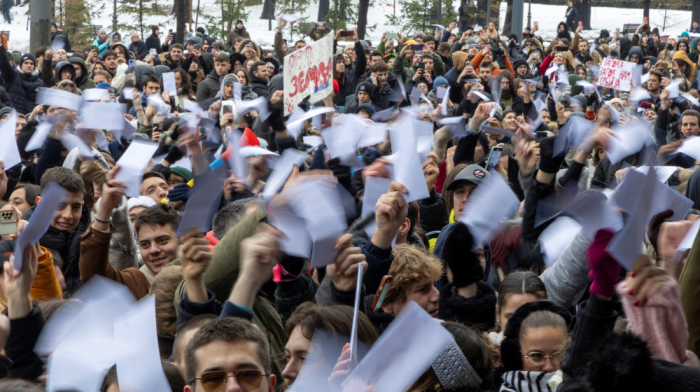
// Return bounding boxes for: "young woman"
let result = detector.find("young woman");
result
[489,271,547,347]
[187,58,205,90]
[233,67,258,101]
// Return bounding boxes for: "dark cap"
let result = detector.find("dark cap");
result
[446,164,489,191]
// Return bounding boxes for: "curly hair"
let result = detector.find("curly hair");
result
[384,245,443,306]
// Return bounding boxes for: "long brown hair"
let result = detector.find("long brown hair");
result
[173,67,195,100]
[444,163,468,216]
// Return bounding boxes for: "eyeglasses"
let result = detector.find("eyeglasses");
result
[525,44,533,47]
[522,351,566,367]
[194,370,268,392]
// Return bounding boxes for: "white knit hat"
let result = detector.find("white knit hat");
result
[127,196,157,212]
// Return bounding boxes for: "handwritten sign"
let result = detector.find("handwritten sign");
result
[283,31,334,115]
[598,58,636,92]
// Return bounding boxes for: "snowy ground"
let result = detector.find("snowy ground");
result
[0,0,693,53]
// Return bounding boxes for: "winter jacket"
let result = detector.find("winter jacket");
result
[93,37,110,57]
[274,31,292,63]
[129,40,149,60]
[227,27,251,51]
[679,223,700,356]
[333,42,367,107]
[146,33,161,54]
[158,52,185,71]
[5,305,45,381]
[31,246,63,301]
[79,223,151,299]
[539,229,591,308]
[196,70,223,102]
[0,45,45,114]
[250,74,269,98]
[0,85,13,110]
[68,57,95,91]
[565,5,579,25]
[50,31,71,52]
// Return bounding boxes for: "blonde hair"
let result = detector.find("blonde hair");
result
[384,245,443,305]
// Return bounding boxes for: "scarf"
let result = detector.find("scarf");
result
[500,370,558,392]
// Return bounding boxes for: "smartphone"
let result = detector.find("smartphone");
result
[410,44,423,50]
[616,27,620,32]
[149,48,157,55]
[534,21,538,28]
[340,31,352,37]
[556,46,568,52]
[128,59,135,68]
[644,16,649,23]
[220,100,237,119]
[246,41,252,47]
[386,32,398,39]
[371,276,393,311]
[169,29,173,33]
[416,62,425,70]
[535,131,548,142]
[108,87,117,96]
[0,209,17,236]
[486,146,503,171]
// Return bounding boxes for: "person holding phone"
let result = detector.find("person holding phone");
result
[458,0,476,34]
[146,25,161,54]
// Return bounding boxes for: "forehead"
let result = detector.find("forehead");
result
[137,222,176,240]
[194,340,265,375]
[142,176,167,189]
[60,191,84,205]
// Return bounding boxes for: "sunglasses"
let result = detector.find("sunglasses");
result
[195,370,268,392]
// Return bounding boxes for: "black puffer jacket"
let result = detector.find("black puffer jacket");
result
[0,46,45,114]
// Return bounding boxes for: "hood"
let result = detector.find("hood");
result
[54,61,76,82]
[133,64,155,90]
[216,74,240,99]
[673,50,695,79]
[628,46,644,63]
[643,55,657,65]
[691,37,700,55]
[68,57,89,84]
[262,56,280,76]
[153,65,171,81]
[269,74,284,96]
[557,22,569,33]
[452,51,468,71]
[111,42,131,60]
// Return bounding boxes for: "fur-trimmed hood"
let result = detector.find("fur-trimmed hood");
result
[438,281,497,332]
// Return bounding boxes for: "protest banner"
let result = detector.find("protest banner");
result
[597,58,636,92]
[283,31,334,115]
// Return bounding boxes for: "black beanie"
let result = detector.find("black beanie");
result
[20,53,36,67]
[500,301,572,371]
[435,223,483,288]
[357,81,375,95]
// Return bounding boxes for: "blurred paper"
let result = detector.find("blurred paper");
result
[303,135,323,150]
[147,93,169,116]
[349,263,364,369]
[361,176,392,238]
[235,96,271,122]
[82,88,110,101]
[25,122,53,151]
[114,141,159,197]
[436,86,448,100]
[13,183,71,271]
[675,136,700,161]
[0,110,20,168]
[286,107,335,139]
[413,120,433,163]
[605,123,654,165]
[372,106,399,122]
[79,102,125,131]
[635,165,678,184]
[268,207,311,258]
[540,217,582,268]
[226,130,248,182]
[356,122,388,149]
[681,93,700,107]
[122,87,136,100]
[343,302,452,392]
[673,219,700,263]
[38,87,82,111]
[114,295,171,392]
[459,173,519,249]
[281,13,300,23]
[162,72,177,96]
[323,119,364,170]
[440,86,450,115]
[563,191,623,241]
[262,148,307,200]
[177,168,224,236]
[388,117,430,202]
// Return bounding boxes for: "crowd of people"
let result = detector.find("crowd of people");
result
[0,6,700,392]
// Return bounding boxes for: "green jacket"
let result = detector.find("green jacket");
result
[391,51,445,82]
[172,208,287,386]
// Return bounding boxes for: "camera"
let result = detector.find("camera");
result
[492,46,504,57]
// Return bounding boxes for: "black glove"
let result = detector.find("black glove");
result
[167,183,191,202]
[537,136,565,174]
[164,144,184,166]
[439,222,483,288]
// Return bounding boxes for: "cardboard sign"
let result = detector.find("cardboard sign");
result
[283,32,334,115]
[598,58,636,92]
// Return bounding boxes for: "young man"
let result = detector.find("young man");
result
[227,19,251,52]
[40,48,75,88]
[644,70,663,107]
[129,74,164,123]
[0,44,46,114]
[161,43,185,71]
[344,81,378,114]
[196,53,230,102]
[249,61,270,97]
[68,57,94,91]
[369,61,393,110]
[140,172,169,204]
[34,167,90,293]
[172,315,216,375]
[127,196,156,234]
[80,172,181,299]
[183,318,276,392]
[146,26,161,54]
[102,50,119,78]
[576,39,589,62]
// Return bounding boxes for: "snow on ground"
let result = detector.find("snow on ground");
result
[0,0,693,54]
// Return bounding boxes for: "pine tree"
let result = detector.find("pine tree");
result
[55,0,103,47]
[387,0,440,35]
[198,0,256,43]
[276,0,313,41]
[116,0,167,39]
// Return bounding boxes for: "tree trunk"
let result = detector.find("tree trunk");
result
[502,0,513,36]
[578,0,591,30]
[693,0,700,30]
[358,0,369,39]
[175,0,187,44]
[318,0,329,20]
[643,0,650,19]
[139,0,143,39]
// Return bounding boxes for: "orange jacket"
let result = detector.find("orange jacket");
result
[471,51,515,76]
[30,246,63,302]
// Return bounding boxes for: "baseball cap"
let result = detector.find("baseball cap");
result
[446,164,490,191]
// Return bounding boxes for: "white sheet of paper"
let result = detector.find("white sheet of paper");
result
[286,106,335,139]
[459,172,520,249]
[226,129,248,182]
[635,165,678,184]
[673,219,700,263]
[79,102,125,131]
[122,87,136,100]
[162,72,177,96]
[0,110,20,168]
[342,302,452,392]
[675,136,700,161]
[665,78,683,99]
[303,135,324,150]
[25,122,53,152]
[372,106,399,122]
[440,86,451,116]
[388,118,430,202]
[356,122,388,149]
[682,92,700,107]
[182,98,202,113]
[361,176,392,238]
[281,13,300,23]
[323,118,364,170]
[438,116,468,137]
[409,87,423,107]
[471,91,491,102]
[176,168,224,236]
[436,86,448,100]
[604,123,654,165]
[413,120,433,163]
[641,72,650,84]
[94,130,109,150]
[268,207,311,258]
[262,148,307,201]
[540,217,582,268]
[114,295,171,392]
[60,133,93,159]
[82,88,110,101]
[13,183,71,271]
[147,93,169,116]
[38,87,82,110]
[606,162,658,270]
[563,191,624,241]
[114,141,159,198]
[235,96,271,122]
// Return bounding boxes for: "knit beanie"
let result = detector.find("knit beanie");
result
[20,53,37,67]
[500,301,572,371]
[433,76,449,90]
[357,81,374,95]
[433,223,483,288]
[356,103,376,116]
[169,166,193,183]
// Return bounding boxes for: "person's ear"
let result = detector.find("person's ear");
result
[399,217,410,237]
[184,385,193,392]
[268,374,276,392]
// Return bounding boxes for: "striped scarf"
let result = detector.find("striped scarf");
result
[499,370,558,392]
